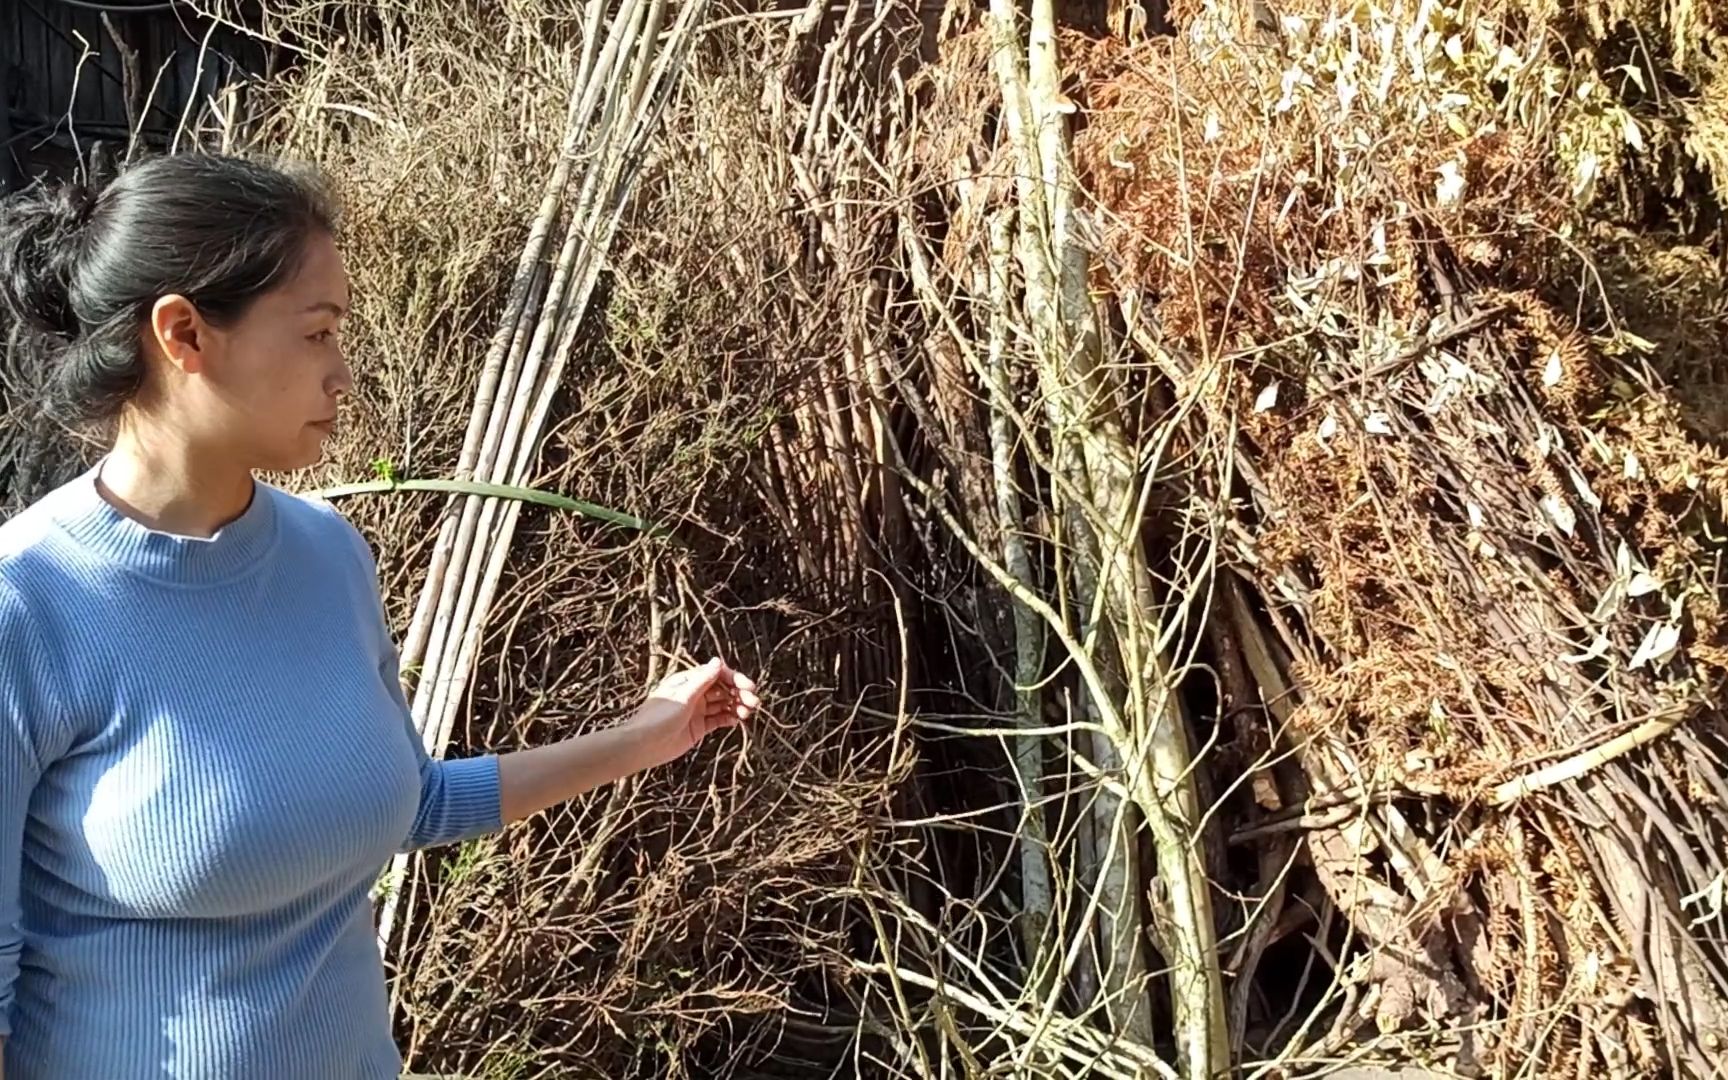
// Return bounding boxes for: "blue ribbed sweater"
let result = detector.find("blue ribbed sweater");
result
[0,465,504,1078]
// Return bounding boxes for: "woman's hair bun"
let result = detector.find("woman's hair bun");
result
[1,153,334,425]
[0,179,100,344]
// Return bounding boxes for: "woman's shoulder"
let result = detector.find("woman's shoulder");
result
[0,474,98,595]
[267,484,379,575]
[0,506,66,680]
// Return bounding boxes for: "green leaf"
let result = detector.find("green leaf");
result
[306,476,666,537]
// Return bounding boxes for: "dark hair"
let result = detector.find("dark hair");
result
[0,153,337,424]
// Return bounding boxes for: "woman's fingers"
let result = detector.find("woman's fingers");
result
[662,659,757,718]
[702,688,757,719]
[702,682,758,706]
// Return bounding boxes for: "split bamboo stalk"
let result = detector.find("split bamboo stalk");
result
[396,80,591,679]
[411,0,652,738]
[393,0,650,673]
[375,113,586,954]
[413,0,652,719]
[424,0,698,766]
[374,0,709,963]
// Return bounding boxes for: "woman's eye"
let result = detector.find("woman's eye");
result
[310,329,335,344]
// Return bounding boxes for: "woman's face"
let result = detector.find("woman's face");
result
[146,230,353,472]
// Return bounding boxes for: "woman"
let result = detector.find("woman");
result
[0,153,758,1078]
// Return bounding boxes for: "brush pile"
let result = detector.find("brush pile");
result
[5,0,1726,1075]
[1066,2,1728,1072]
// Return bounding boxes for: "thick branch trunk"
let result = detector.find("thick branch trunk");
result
[984,2,1227,1072]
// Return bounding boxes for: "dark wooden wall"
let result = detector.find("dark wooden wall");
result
[2,0,269,190]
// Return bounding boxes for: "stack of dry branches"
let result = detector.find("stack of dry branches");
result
[650,0,1728,1073]
[35,0,1709,1075]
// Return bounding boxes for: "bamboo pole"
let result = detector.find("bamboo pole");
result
[413,0,651,738]
[397,88,585,679]
[376,0,709,965]
[424,0,692,766]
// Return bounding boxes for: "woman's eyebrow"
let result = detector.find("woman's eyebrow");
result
[301,301,348,316]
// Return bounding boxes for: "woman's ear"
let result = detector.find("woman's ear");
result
[148,294,211,375]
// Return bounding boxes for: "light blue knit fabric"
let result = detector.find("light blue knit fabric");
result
[0,465,503,1078]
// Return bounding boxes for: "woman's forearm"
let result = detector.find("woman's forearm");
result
[494,658,759,824]
[496,723,656,824]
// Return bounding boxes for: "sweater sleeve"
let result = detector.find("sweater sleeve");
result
[310,501,503,852]
[0,575,71,1038]
[374,614,504,853]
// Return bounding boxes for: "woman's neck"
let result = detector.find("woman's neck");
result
[99,428,256,539]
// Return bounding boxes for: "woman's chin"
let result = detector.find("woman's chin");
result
[261,439,331,474]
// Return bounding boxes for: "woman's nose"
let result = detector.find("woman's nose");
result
[329,355,354,397]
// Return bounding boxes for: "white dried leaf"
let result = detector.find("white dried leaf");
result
[1364,412,1394,435]
[1574,151,1601,196]
[1467,502,1484,528]
[1542,493,1576,536]
[1542,349,1563,386]
[1571,468,1602,510]
[1375,58,1397,104]
[1254,381,1281,413]
[1583,427,1614,463]
[1682,870,1726,929]
[1276,67,1306,113]
[1628,572,1662,598]
[1203,110,1221,143]
[1593,580,1624,623]
[1318,413,1338,445]
[1435,160,1466,206]
[1562,635,1611,664]
[1629,622,1681,669]
[1624,450,1642,479]
[1623,115,1645,152]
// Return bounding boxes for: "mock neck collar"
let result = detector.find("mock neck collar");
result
[50,461,279,587]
